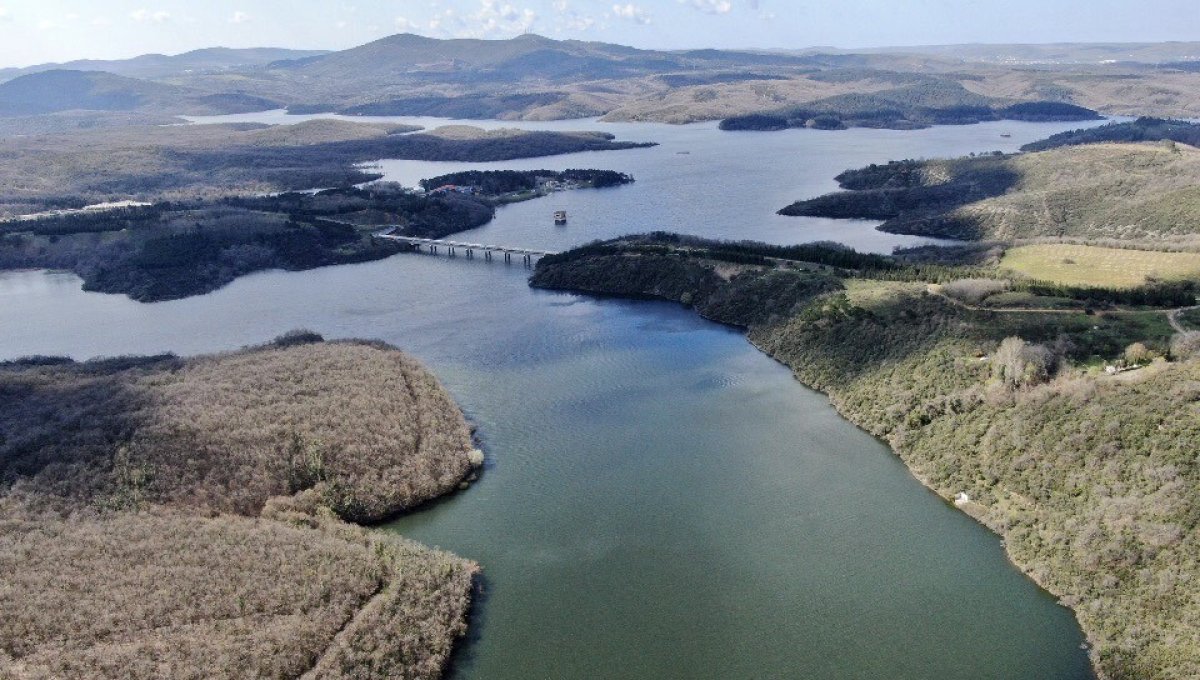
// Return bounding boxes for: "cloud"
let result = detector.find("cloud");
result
[423,0,539,39]
[92,16,113,27]
[680,0,732,14]
[129,8,171,23]
[612,3,651,24]
[0,7,11,22]
[229,10,251,24]
[395,16,417,30]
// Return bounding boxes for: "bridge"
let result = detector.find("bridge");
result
[375,232,559,266]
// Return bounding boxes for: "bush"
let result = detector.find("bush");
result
[992,336,1057,388]
[942,278,1010,305]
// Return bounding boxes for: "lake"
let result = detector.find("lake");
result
[1,115,1105,679]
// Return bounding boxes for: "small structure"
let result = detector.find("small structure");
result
[553,210,567,225]
[953,491,971,507]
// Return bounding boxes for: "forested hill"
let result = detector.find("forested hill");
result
[719,86,1099,132]
[780,140,1200,248]
[1021,117,1200,151]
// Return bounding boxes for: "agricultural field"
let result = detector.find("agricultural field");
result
[1000,243,1200,288]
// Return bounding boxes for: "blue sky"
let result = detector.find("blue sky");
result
[0,0,1198,67]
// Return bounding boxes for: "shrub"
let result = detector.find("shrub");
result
[992,337,1057,388]
[942,278,1010,305]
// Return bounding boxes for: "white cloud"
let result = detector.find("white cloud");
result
[422,0,538,39]
[680,0,732,14]
[0,7,11,22]
[37,19,56,31]
[129,9,171,23]
[229,10,251,24]
[612,3,651,24]
[553,0,568,11]
[92,16,112,27]
[395,16,417,30]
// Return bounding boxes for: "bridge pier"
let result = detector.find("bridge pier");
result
[484,250,492,261]
[504,252,511,264]
[523,254,532,267]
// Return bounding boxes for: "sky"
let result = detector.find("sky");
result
[0,0,1198,67]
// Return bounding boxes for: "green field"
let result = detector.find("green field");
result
[1000,243,1200,288]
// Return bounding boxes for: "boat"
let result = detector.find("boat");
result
[1000,133,1012,138]
[554,210,567,225]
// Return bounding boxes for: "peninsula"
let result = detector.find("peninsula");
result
[0,334,484,679]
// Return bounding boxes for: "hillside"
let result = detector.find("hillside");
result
[0,120,651,215]
[781,140,1200,248]
[0,69,282,117]
[0,47,328,82]
[3,36,1200,124]
[529,236,1200,680]
[0,338,483,679]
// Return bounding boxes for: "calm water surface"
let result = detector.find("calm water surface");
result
[3,117,1103,678]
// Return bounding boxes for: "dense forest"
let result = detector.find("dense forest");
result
[781,139,1200,248]
[719,83,1099,132]
[529,236,1200,679]
[1021,117,1200,152]
[418,169,633,194]
[0,185,493,301]
[0,338,482,679]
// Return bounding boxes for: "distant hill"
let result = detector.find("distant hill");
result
[3,35,1200,124]
[0,70,189,116]
[0,47,328,83]
[268,32,821,87]
[0,70,280,117]
[792,41,1200,65]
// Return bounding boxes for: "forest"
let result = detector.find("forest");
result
[781,136,1200,249]
[418,169,633,195]
[1021,117,1200,151]
[718,83,1099,131]
[0,185,493,301]
[0,337,483,679]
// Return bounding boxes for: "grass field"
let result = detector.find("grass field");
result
[1000,243,1200,288]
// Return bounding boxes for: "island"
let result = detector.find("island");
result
[0,333,484,680]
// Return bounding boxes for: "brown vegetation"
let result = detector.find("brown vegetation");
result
[0,337,481,679]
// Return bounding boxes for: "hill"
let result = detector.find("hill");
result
[0,69,280,117]
[4,36,1200,124]
[0,338,483,679]
[0,47,328,82]
[781,140,1200,248]
[719,81,1099,131]
[1022,117,1200,151]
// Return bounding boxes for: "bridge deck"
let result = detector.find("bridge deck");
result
[376,232,559,256]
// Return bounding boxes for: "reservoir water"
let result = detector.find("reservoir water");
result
[1,116,1104,678]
